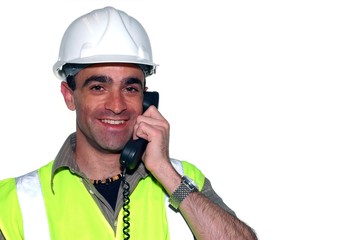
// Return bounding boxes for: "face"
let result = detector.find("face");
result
[61,63,146,153]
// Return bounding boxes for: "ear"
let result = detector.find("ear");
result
[61,81,76,111]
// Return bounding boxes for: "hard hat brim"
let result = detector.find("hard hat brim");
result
[53,55,158,80]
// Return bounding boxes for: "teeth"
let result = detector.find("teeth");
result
[101,119,125,125]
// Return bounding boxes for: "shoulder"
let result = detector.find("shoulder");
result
[0,161,54,202]
[0,177,21,228]
[0,177,16,199]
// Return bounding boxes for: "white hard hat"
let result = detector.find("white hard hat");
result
[53,6,157,80]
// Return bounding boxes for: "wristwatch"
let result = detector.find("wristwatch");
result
[169,175,199,210]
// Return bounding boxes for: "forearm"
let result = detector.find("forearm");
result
[180,191,257,240]
[146,156,257,239]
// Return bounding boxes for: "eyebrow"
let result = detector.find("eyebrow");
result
[82,75,110,88]
[81,75,144,89]
[125,77,144,87]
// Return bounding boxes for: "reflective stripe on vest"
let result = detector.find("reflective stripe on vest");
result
[15,170,50,240]
[15,159,194,239]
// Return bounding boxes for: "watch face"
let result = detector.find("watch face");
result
[183,176,198,190]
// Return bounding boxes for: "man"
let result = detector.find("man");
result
[0,6,257,240]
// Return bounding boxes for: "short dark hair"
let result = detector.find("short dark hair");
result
[66,75,76,90]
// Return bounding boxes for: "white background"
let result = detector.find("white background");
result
[0,0,360,239]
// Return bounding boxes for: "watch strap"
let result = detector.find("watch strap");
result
[169,176,198,210]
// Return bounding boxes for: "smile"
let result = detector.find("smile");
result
[101,119,125,125]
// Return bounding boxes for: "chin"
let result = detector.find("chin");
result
[97,139,127,153]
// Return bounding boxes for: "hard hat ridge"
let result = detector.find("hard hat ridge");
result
[53,6,157,80]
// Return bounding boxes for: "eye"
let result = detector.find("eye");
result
[90,85,104,91]
[125,86,141,93]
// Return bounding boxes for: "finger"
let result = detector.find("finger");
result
[142,105,165,120]
[137,114,169,134]
[134,121,162,141]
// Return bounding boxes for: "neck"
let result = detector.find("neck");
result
[74,133,122,180]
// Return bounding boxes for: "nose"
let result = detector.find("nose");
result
[104,91,127,114]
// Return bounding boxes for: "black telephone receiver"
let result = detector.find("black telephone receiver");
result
[120,91,159,171]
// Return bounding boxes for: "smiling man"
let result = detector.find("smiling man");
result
[0,6,257,240]
[63,64,145,154]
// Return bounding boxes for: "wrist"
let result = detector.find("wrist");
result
[169,175,199,210]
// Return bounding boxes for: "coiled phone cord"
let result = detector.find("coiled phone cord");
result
[121,168,131,240]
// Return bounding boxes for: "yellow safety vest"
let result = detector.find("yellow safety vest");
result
[0,159,205,240]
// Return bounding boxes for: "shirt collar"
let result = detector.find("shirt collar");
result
[51,132,149,187]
